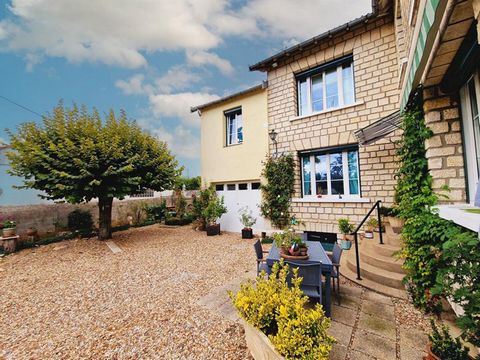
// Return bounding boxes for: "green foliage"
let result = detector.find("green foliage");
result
[203,194,227,226]
[67,209,93,231]
[260,154,295,229]
[366,217,378,228]
[164,216,193,226]
[143,200,167,222]
[175,176,201,190]
[238,206,256,228]
[229,261,335,359]
[337,218,354,235]
[7,102,181,239]
[429,320,469,360]
[174,192,187,218]
[192,186,215,229]
[273,229,304,250]
[127,201,147,226]
[0,214,16,229]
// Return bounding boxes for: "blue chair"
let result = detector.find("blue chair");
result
[284,260,323,301]
[254,240,269,276]
[331,243,343,305]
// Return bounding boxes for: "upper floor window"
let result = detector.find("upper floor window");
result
[297,55,355,116]
[301,146,360,198]
[225,108,243,146]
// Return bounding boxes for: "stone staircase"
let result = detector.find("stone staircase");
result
[340,224,408,299]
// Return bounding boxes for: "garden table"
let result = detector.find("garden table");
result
[266,241,333,317]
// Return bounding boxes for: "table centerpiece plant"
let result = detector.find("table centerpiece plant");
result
[273,228,308,257]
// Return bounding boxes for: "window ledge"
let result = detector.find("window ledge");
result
[290,101,365,122]
[292,197,371,203]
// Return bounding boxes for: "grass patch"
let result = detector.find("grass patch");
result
[462,208,480,214]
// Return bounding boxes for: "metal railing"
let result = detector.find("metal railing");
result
[351,200,383,280]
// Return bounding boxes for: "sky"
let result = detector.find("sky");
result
[0,0,371,205]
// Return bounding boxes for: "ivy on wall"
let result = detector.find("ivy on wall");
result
[260,154,295,229]
[396,109,480,347]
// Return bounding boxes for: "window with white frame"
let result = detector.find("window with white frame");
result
[297,55,355,116]
[301,147,360,198]
[225,108,243,146]
[460,71,480,203]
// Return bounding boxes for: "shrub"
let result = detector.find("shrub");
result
[229,261,335,359]
[192,186,216,230]
[260,154,295,229]
[144,200,167,222]
[428,320,469,360]
[239,206,256,229]
[127,201,147,225]
[174,193,187,218]
[337,218,354,235]
[67,209,93,231]
[164,217,192,226]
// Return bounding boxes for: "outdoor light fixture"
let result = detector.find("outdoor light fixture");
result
[269,129,278,156]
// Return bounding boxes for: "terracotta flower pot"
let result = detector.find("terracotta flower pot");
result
[424,343,441,360]
[2,227,16,238]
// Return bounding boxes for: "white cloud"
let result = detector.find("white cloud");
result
[115,74,152,96]
[151,125,201,159]
[154,67,202,93]
[148,92,219,128]
[186,50,234,76]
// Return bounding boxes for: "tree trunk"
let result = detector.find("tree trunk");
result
[98,197,113,240]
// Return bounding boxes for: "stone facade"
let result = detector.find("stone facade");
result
[423,86,467,203]
[266,17,401,233]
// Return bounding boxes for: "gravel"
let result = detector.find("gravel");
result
[0,225,254,359]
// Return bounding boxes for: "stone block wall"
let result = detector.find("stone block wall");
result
[266,17,402,233]
[423,86,467,203]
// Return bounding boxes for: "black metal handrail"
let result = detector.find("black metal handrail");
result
[351,200,383,280]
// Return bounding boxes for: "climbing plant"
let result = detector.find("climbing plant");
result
[260,154,295,229]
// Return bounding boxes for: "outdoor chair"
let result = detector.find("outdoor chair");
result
[284,261,323,301]
[254,240,269,276]
[331,243,343,305]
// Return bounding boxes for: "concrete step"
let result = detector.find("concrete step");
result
[340,260,407,299]
[346,252,405,289]
[361,246,405,274]
[363,240,401,257]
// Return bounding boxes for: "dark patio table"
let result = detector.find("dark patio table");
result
[266,241,333,317]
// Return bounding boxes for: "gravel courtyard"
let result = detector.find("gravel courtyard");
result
[0,225,254,359]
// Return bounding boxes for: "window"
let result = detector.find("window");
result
[225,108,243,146]
[215,184,224,191]
[251,182,261,190]
[227,184,236,191]
[460,72,480,203]
[297,56,355,116]
[239,183,248,190]
[301,147,360,198]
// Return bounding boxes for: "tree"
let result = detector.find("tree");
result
[6,102,181,239]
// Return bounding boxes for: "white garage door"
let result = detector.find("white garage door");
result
[216,182,271,233]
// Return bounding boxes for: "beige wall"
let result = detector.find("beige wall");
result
[265,17,401,233]
[200,89,268,184]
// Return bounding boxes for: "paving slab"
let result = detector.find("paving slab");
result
[331,304,357,327]
[105,240,122,254]
[400,344,426,360]
[329,343,348,360]
[351,329,397,360]
[349,349,377,359]
[358,312,396,340]
[363,290,394,305]
[362,301,395,321]
[399,326,428,350]
[328,321,353,346]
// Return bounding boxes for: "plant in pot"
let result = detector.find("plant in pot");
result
[338,218,354,250]
[364,217,378,239]
[1,217,17,237]
[273,229,308,257]
[384,206,404,233]
[425,319,469,360]
[203,194,227,236]
[239,206,256,239]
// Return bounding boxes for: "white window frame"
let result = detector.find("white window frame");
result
[297,61,355,116]
[225,108,243,146]
[460,71,480,204]
[301,148,360,199]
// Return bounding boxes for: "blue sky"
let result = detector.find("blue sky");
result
[0,0,371,205]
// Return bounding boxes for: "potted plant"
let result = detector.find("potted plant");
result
[229,261,335,359]
[273,229,307,256]
[425,320,469,360]
[383,206,404,233]
[239,206,256,239]
[2,217,17,237]
[338,218,354,250]
[203,194,227,236]
[364,217,378,239]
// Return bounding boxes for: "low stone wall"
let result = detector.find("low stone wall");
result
[0,195,193,237]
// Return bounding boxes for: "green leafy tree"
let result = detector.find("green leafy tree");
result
[6,102,181,239]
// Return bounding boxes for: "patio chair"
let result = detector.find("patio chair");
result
[331,243,343,305]
[254,240,269,276]
[284,261,322,301]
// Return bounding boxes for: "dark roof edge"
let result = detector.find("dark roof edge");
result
[249,0,389,72]
[190,81,267,113]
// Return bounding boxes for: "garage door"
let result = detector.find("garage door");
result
[216,182,271,233]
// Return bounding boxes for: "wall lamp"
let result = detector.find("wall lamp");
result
[269,129,278,157]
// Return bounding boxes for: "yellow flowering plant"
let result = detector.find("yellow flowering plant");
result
[228,261,335,359]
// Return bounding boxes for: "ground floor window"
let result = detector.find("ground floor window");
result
[460,71,480,202]
[301,146,360,198]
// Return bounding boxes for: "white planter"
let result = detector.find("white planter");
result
[241,319,284,360]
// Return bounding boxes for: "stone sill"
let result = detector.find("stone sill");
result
[289,101,365,122]
[435,204,480,233]
[292,197,371,204]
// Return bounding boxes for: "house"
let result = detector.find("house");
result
[249,0,400,242]
[390,0,480,232]
[191,83,270,233]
